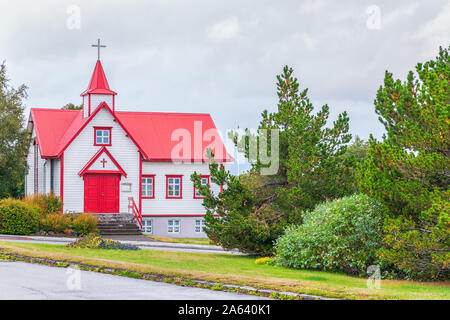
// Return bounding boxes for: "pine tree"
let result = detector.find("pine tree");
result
[359,47,449,280]
[192,66,355,254]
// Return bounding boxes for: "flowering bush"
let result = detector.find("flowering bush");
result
[40,213,73,233]
[68,234,140,250]
[23,193,62,216]
[275,194,388,276]
[254,257,275,265]
[72,213,98,236]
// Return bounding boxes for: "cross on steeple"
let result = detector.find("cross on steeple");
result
[101,158,107,168]
[92,39,106,60]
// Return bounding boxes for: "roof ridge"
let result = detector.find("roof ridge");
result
[116,111,212,116]
[30,108,81,112]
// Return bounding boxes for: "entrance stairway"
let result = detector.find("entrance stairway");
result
[95,213,142,235]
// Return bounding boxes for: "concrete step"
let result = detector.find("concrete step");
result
[93,213,142,236]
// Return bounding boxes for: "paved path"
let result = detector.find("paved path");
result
[0,260,267,300]
[0,234,242,254]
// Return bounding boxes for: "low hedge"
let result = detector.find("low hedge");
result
[0,199,41,235]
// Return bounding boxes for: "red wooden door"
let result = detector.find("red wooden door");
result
[84,174,120,213]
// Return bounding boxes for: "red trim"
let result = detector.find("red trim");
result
[165,175,183,199]
[142,174,155,199]
[60,153,64,212]
[143,159,233,163]
[193,175,209,199]
[93,126,112,146]
[56,102,150,159]
[139,154,142,214]
[78,146,127,177]
[142,214,219,217]
[81,170,124,174]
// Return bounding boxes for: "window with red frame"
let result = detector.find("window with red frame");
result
[194,175,209,198]
[166,175,182,198]
[141,175,155,199]
[94,127,111,146]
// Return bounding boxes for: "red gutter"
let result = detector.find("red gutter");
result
[139,154,142,215]
[60,152,64,212]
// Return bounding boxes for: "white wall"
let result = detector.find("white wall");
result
[25,128,35,196]
[63,107,140,213]
[83,94,114,118]
[53,158,61,196]
[25,124,62,197]
[141,162,221,216]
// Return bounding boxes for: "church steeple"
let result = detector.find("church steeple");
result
[81,40,117,117]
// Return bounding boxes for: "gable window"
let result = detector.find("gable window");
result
[142,220,152,234]
[194,175,209,199]
[94,127,112,146]
[168,219,180,233]
[166,175,182,199]
[195,219,206,233]
[142,175,155,199]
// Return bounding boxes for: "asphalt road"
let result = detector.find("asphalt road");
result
[0,260,267,300]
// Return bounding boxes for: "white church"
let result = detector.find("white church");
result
[25,41,232,238]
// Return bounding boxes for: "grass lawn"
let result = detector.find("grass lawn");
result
[0,241,448,300]
[146,235,212,245]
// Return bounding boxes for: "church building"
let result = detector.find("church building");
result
[25,42,232,238]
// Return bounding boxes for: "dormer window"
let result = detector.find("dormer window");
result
[94,127,112,146]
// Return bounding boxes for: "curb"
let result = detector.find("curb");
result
[0,234,237,253]
[0,249,335,300]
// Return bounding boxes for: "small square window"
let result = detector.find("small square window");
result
[195,219,206,233]
[94,128,111,146]
[168,219,180,233]
[142,220,152,234]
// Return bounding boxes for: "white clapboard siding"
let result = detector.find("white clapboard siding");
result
[53,158,61,197]
[63,107,140,213]
[25,132,35,196]
[83,95,113,118]
[141,162,221,216]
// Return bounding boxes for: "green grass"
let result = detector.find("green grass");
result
[0,241,448,300]
[147,235,212,245]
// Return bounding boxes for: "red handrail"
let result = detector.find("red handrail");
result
[128,197,142,229]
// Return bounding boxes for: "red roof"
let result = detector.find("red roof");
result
[30,103,232,162]
[80,60,117,96]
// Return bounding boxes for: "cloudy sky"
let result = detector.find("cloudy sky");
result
[1,0,449,143]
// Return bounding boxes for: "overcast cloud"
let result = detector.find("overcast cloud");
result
[0,0,449,142]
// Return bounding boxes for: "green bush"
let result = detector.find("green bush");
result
[378,194,449,281]
[72,213,99,236]
[23,193,62,215]
[0,198,41,235]
[40,213,73,233]
[275,194,387,276]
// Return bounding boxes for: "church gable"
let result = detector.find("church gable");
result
[78,146,126,177]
